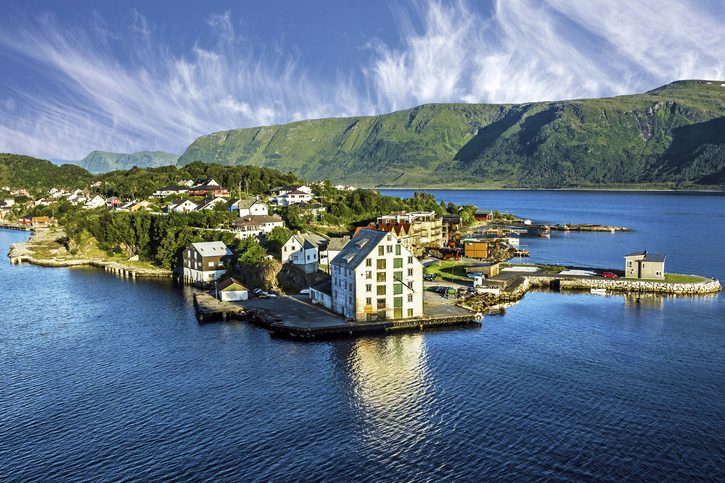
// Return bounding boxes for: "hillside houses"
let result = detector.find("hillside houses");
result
[152,185,189,198]
[232,214,285,239]
[230,197,268,216]
[270,185,313,206]
[188,179,230,197]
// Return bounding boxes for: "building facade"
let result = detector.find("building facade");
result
[232,214,285,239]
[282,232,328,274]
[376,211,443,255]
[330,229,423,321]
[182,241,232,284]
[230,197,268,217]
[624,251,666,280]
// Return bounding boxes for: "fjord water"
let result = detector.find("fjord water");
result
[1,191,724,481]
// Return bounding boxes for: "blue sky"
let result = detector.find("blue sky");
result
[0,0,723,160]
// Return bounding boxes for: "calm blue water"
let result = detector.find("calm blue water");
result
[1,191,724,481]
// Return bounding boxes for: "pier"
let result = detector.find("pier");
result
[193,293,246,323]
[0,223,31,231]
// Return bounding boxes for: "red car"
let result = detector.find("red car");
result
[601,272,618,278]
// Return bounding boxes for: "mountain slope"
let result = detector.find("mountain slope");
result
[79,151,178,173]
[0,153,92,191]
[178,80,725,188]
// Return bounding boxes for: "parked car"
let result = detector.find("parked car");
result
[253,288,264,295]
[601,272,618,278]
[424,274,437,281]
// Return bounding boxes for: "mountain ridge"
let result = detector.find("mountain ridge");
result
[79,150,178,173]
[177,80,725,188]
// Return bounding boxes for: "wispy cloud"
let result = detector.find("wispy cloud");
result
[0,0,722,160]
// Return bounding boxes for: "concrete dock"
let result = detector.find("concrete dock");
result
[241,294,482,340]
[193,293,246,323]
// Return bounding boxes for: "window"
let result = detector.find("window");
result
[408,256,413,264]
[394,271,402,283]
[366,259,372,267]
[395,244,401,255]
[366,284,372,292]
[393,296,403,308]
[377,259,386,270]
[393,258,403,269]
[366,271,372,279]
[387,234,392,241]
[407,308,414,318]
[208,261,215,267]
[408,294,413,302]
[366,297,372,305]
[377,285,386,296]
[408,268,413,277]
[377,298,386,309]
[378,246,384,256]
[377,272,386,282]
[393,283,403,295]
[386,245,393,253]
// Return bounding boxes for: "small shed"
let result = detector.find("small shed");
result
[464,262,501,278]
[309,276,333,310]
[216,278,248,301]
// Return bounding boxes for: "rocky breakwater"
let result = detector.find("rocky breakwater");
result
[551,276,722,295]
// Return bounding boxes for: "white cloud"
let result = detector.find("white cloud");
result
[0,0,722,160]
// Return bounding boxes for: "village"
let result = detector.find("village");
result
[2,176,721,339]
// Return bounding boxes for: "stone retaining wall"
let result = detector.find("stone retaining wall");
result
[527,275,722,295]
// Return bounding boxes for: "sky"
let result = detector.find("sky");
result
[0,0,723,160]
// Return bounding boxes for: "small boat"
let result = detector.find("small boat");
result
[590,288,607,295]
[538,232,551,238]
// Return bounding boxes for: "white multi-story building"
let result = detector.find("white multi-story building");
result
[83,195,106,209]
[182,241,232,284]
[232,214,285,239]
[330,228,423,321]
[282,232,328,274]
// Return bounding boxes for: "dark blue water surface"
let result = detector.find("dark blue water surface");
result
[1,191,724,481]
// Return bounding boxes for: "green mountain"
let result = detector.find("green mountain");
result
[79,150,179,173]
[0,153,92,191]
[178,80,725,188]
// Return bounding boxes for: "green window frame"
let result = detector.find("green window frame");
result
[393,258,403,269]
[377,285,386,296]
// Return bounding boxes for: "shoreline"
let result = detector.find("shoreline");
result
[375,186,725,193]
[6,227,172,279]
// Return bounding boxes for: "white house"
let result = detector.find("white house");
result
[182,241,232,284]
[232,214,285,239]
[272,189,313,207]
[196,197,228,211]
[320,236,350,266]
[330,228,423,321]
[84,195,106,209]
[151,185,189,198]
[309,276,333,310]
[282,232,328,274]
[230,197,268,217]
[216,278,248,301]
[166,200,199,213]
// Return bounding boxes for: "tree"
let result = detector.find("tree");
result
[264,226,292,254]
[236,237,266,264]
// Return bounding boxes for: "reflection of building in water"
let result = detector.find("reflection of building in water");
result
[624,293,666,309]
[346,335,434,452]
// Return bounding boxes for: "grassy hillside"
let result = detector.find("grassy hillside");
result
[80,150,178,173]
[0,153,92,191]
[178,80,725,188]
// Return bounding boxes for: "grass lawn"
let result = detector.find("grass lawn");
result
[664,273,706,283]
[424,260,474,282]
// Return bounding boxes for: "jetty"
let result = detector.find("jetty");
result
[193,293,246,323]
[0,222,31,231]
[236,295,482,340]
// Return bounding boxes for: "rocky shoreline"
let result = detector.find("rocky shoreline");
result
[7,227,172,279]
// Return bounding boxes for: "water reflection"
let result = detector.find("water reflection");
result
[345,335,435,455]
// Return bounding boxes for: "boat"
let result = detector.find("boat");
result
[590,288,607,295]
[538,232,551,238]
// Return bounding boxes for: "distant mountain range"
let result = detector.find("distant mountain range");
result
[78,150,179,173]
[178,80,725,188]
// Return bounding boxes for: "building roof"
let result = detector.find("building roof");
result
[191,241,232,257]
[232,197,263,210]
[218,277,246,291]
[288,232,328,250]
[625,251,666,262]
[284,189,311,196]
[233,214,283,227]
[326,236,350,252]
[331,228,388,269]
[309,275,332,295]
